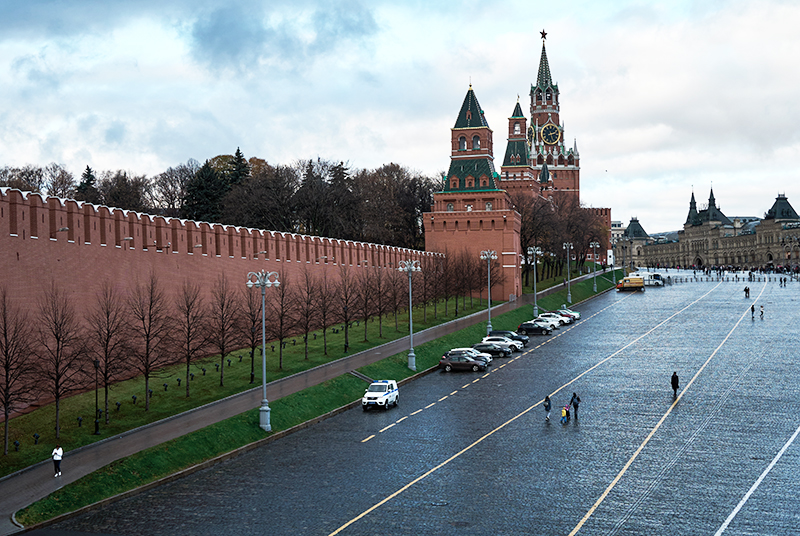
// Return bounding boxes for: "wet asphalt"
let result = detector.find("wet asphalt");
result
[34,274,800,535]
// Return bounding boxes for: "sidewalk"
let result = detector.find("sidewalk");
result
[0,276,595,535]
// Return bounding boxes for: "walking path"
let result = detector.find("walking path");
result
[0,273,600,535]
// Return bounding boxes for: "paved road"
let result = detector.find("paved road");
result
[4,273,588,535]
[31,273,800,535]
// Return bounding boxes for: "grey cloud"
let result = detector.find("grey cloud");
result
[104,121,126,144]
[189,1,377,73]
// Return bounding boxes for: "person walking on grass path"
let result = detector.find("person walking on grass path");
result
[51,444,63,477]
[544,395,552,422]
[570,393,581,420]
[671,372,680,399]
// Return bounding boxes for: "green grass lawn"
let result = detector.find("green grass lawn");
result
[1,296,487,477]
[16,274,620,526]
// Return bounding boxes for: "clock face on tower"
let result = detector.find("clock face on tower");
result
[541,123,560,145]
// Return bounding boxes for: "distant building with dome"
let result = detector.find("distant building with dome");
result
[614,189,800,271]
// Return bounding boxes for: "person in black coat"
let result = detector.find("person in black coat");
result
[570,392,581,420]
[671,372,679,398]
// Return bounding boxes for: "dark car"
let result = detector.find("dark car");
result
[488,330,530,347]
[472,342,512,358]
[439,353,487,372]
[517,321,552,336]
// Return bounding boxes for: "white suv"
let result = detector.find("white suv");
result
[481,336,523,352]
[361,380,398,411]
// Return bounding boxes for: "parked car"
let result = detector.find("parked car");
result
[538,312,570,325]
[439,353,487,372]
[559,307,582,320]
[488,330,530,347]
[472,342,512,358]
[446,347,492,366]
[551,310,577,322]
[361,380,398,411]
[517,321,553,336]
[534,316,561,330]
[481,336,523,352]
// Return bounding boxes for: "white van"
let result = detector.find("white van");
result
[630,272,664,286]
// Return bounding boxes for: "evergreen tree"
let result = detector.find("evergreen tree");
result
[181,160,227,222]
[75,166,100,204]
[228,147,250,188]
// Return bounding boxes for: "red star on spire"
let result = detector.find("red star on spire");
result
[540,29,547,40]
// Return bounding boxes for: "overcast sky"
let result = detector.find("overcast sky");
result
[1,0,799,233]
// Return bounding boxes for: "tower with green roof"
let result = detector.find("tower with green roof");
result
[499,99,537,194]
[527,32,580,198]
[426,85,522,301]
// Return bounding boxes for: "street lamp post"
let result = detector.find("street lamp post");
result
[563,242,573,304]
[397,260,421,371]
[246,270,280,432]
[611,239,618,287]
[480,250,497,335]
[93,359,100,435]
[590,241,600,292]
[528,246,541,318]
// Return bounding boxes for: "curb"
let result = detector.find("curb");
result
[17,366,438,534]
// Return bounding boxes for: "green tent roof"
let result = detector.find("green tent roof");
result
[445,158,500,191]
[454,87,490,129]
[502,140,530,167]
[511,101,525,118]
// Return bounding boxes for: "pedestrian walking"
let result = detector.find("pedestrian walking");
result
[570,392,581,420]
[560,404,570,424]
[51,444,63,477]
[671,372,679,398]
[544,395,552,422]
[760,305,764,319]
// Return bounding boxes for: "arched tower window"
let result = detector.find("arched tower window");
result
[446,203,454,212]
[472,135,480,150]
[546,91,551,101]
[513,122,520,134]
[486,202,493,211]
[459,136,466,151]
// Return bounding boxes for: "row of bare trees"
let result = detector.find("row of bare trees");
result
[513,191,608,286]
[0,250,500,454]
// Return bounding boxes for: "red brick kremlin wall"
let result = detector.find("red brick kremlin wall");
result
[0,188,436,318]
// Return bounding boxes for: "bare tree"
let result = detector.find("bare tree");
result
[85,282,130,424]
[0,165,45,192]
[36,282,86,439]
[335,265,358,352]
[371,266,390,338]
[239,286,261,383]
[128,274,173,411]
[316,266,335,355]
[43,163,76,198]
[355,266,375,342]
[266,271,297,370]
[296,267,318,360]
[175,280,208,396]
[0,287,37,455]
[152,159,199,217]
[209,275,241,387]
[386,266,404,330]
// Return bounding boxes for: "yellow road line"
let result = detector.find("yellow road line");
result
[568,282,753,535]
[424,402,435,409]
[396,416,407,424]
[410,409,422,416]
[361,435,375,443]
[450,391,458,396]
[438,396,448,402]
[379,423,395,433]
